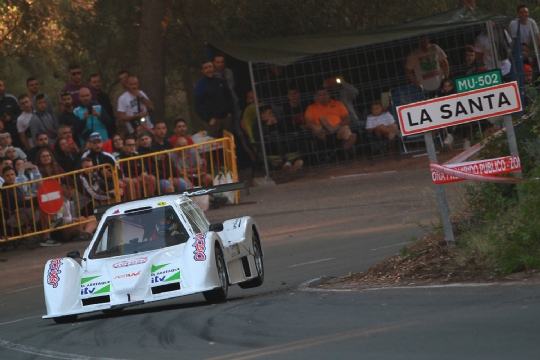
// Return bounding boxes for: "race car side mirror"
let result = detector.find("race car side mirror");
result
[67,250,82,259]
[209,223,224,232]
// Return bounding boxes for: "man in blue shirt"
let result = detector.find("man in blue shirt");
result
[74,87,111,142]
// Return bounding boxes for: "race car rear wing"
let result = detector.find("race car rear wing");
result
[94,181,248,221]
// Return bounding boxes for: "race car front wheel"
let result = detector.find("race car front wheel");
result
[239,232,264,289]
[203,246,228,303]
[53,314,78,324]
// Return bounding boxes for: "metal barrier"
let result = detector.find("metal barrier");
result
[0,164,117,243]
[115,135,239,203]
[0,136,239,244]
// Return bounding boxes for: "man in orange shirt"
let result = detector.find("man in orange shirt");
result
[305,88,357,150]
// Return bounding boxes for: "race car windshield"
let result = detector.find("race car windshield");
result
[89,205,190,259]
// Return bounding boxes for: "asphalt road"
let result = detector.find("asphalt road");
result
[1,167,538,359]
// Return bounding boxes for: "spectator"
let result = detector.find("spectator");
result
[89,73,116,138]
[81,132,116,173]
[405,36,449,97]
[35,147,64,178]
[0,79,23,149]
[460,45,478,77]
[0,157,13,186]
[117,75,154,135]
[323,77,360,127]
[56,184,98,242]
[282,87,309,133]
[27,132,50,164]
[137,131,187,194]
[54,137,81,173]
[74,87,111,142]
[523,63,537,107]
[4,147,19,162]
[16,94,34,151]
[259,65,291,104]
[194,60,234,138]
[169,118,194,147]
[102,133,124,160]
[77,157,121,216]
[366,100,399,141]
[173,136,213,186]
[14,158,41,197]
[112,70,130,118]
[521,43,536,67]
[29,94,59,145]
[239,90,255,113]
[60,63,96,107]
[26,77,55,121]
[475,22,512,80]
[305,88,357,150]
[118,135,156,199]
[58,91,86,146]
[508,5,540,49]
[213,52,239,109]
[54,124,80,154]
[0,133,26,160]
[153,121,174,151]
[253,105,303,172]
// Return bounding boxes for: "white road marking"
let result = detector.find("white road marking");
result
[0,339,128,359]
[0,315,42,326]
[6,284,42,294]
[335,171,396,179]
[299,277,529,293]
[371,242,410,251]
[288,258,334,268]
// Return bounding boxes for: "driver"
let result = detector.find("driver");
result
[146,209,187,246]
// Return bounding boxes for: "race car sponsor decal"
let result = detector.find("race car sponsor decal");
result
[151,263,170,273]
[81,284,110,296]
[192,233,206,261]
[47,259,63,288]
[157,201,166,206]
[232,218,241,229]
[81,276,101,284]
[114,270,141,279]
[152,271,180,284]
[112,256,148,268]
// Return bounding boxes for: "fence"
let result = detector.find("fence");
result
[0,135,238,244]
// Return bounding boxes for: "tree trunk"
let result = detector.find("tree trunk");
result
[138,0,167,123]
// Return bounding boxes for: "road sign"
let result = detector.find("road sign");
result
[397,82,522,136]
[455,69,503,93]
[431,155,521,184]
[38,179,63,215]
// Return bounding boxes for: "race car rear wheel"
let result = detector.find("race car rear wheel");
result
[53,315,78,324]
[203,246,228,303]
[239,232,264,289]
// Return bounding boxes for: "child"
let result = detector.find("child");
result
[366,101,398,140]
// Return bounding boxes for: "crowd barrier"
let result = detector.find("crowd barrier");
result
[0,134,239,244]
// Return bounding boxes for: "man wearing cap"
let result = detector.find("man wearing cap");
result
[305,88,357,151]
[194,60,234,138]
[81,132,116,174]
[74,87,111,143]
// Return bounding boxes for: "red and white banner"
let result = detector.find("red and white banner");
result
[431,155,521,184]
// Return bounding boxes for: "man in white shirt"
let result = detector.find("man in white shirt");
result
[117,76,154,135]
[366,101,398,140]
[475,22,512,77]
[405,36,449,97]
[16,94,35,151]
[508,5,540,48]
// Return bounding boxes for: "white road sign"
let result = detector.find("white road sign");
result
[397,82,522,136]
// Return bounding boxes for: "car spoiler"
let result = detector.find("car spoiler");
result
[94,181,248,221]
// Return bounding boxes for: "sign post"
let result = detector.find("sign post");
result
[397,81,523,247]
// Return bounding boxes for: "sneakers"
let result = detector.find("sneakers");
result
[40,238,61,247]
[282,161,292,172]
[51,217,65,229]
[343,133,357,150]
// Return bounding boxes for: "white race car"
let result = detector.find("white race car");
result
[43,182,264,324]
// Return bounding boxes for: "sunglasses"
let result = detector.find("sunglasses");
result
[71,71,81,76]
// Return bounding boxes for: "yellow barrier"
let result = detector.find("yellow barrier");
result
[0,135,239,244]
[0,164,117,243]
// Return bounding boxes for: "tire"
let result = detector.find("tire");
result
[53,314,78,324]
[203,247,228,303]
[238,233,264,289]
